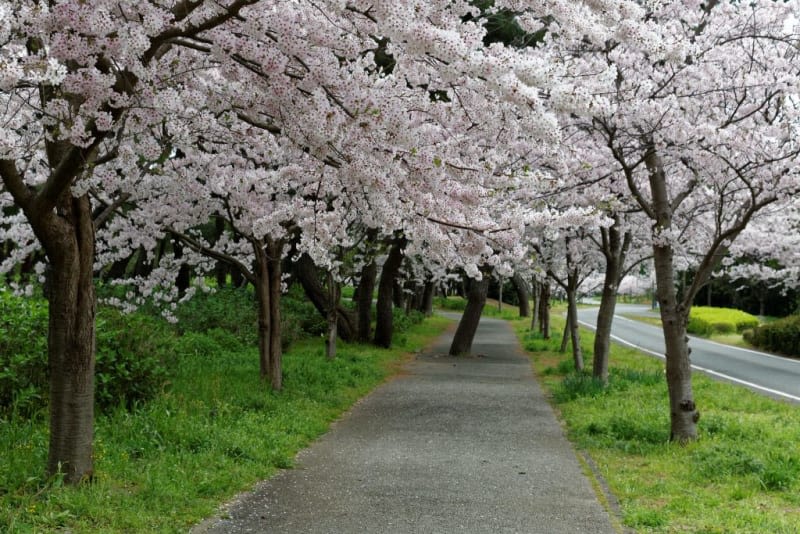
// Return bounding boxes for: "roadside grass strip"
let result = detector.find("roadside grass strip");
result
[514,315,800,533]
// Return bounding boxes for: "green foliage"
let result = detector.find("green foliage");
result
[94,308,171,412]
[173,287,258,344]
[281,284,327,338]
[1,292,170,417]
[0,291,49,417]
[743,314,800,357]
[687,306,759,337]
[392,308,424,332]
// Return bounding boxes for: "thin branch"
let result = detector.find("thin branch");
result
[168,227,256,285]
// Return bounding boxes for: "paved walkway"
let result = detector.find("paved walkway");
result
[194,316,616,533]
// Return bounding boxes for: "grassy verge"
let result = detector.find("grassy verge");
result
[1,315,451,533]
[513,314,800,533]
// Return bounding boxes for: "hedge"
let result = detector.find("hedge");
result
[743,315,800,357]
[687,306,760,336]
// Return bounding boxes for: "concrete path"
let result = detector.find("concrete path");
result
[194,316,616,533]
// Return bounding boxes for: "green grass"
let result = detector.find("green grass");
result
[1,314,451,532]
[514,315,800,533]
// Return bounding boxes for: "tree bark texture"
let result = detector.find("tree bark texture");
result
[294,253,357,341]
[355,259,377,342]
[592,265,617,383]
[512,273,530,317]
[539,283,551,339]
[593,219,630,384]
[449,275,489,356]
[325,270,340,360]
[254,246,272,384]
[530,279,540,331]
[374,238,405,348]
[566,281,584,372]
[44,194,97,484]
[267,239,283,390]
[560,312,570,353]
[646,144,698,442]
[420,281,435,316]
[497,277,503,312]
[253,239,283,390]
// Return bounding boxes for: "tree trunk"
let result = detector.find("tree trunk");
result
[325,270,340,360]
[392,279,405,310]
[654,245,697,442]
[646,144,698,442]
[254,247,271,383]
[214,217,227,288]
[294,253,357,341]
[593,220,630,384]
[43,196,96,484]
[449,275,489,356]
[539,283,551,339]
[530,279,540,331]
[420,281,435,316]
[497,277,503,312]
[566,283,584,372]
[560,312,570,353]
[267,239,283,391]
[512,273,530,317]
[374,238,405,348]
[592,265,618,384]
[356,259,377,342]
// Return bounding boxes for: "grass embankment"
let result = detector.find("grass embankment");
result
[1,305,450,533]
[514,314,800,533]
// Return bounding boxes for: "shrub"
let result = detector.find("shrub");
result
[743,315,800,357]
[95,308,171,412]
[393,308,425,333]
[173,287,258,344]
[173,284,323,351]
[1,291,172,417]
[281,284,326,337]
[0,291,49,417]
[687,306,759,336]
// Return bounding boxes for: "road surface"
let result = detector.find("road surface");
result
[577,304,800,403]
[194,316,616,533]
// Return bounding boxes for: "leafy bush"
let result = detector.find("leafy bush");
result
[1,291,171,417]
[743,315,800,357]
[173,287,258,344]
[0,291,49,417]
[393,308,425,333]
[281,284,326,337]
[687,306,759,336]
[94,308,171,412]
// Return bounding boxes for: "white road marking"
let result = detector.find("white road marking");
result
[578,319,800,403]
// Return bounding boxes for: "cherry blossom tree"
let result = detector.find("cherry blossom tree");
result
[579,0,800,441]
[0,0,684,482]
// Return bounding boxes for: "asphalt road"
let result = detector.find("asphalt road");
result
[193,316,616,533]
[577,304,800,403]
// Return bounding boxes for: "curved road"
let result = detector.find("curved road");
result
[577,304,800,403]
